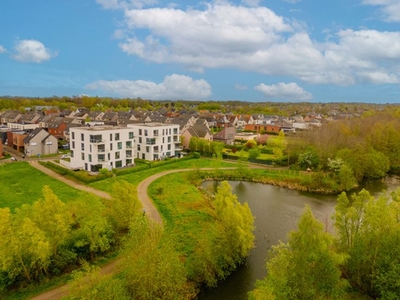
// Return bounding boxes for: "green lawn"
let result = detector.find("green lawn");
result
[0,162,92,211]
[148,172,216,255]
[89,158,237,193]
[223,149,276,160]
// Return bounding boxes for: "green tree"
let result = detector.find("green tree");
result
[250,206,348,299]
[297,149,319,170]
[104,181,142,234]
[30,186,73,257]
[70,197,114,260]
[122,217,194,299]
[64,263,130,300]
[0,208,52,283]
[248,148,261,161]
[334,189,400,297]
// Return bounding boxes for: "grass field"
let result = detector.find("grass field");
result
[89,158,237,192]
[148,172,216,255]
[0,162,94,211]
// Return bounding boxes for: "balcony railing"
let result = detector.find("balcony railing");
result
[90,139,104,143]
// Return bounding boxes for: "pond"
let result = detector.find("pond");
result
[199,180,399,299]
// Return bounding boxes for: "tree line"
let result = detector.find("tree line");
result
[1,180,255,299]
[250,188,400,299]
[287,111,400,191]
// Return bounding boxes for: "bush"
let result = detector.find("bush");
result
[192,152,201,159]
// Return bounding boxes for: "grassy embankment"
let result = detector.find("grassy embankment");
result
[0,162,93,211]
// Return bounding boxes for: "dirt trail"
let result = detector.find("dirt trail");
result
[27,165,238,300]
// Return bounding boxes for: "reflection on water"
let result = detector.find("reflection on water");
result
[199,180,398,300]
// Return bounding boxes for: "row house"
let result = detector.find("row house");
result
[18,111,41,124]
[7,122,39,131]
[127,123,180,160]
[169,114,197,132]
[0,110,22,124]
[213,124,236,145]
[244,124,281,134]
[181,122,213,150]
[88,111,105,121]
[23,128,58,156]
[70,126,135,172]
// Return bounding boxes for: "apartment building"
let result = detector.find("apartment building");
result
[127,123,180,160]
[70,126,134,172]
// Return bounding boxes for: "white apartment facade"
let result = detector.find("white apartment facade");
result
[70,126,135,172]
[127,123,180,160]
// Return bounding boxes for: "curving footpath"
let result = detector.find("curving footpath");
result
[28,164,235,300]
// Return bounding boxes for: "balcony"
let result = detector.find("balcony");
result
[90,139,104,143]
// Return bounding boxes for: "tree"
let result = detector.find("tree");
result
[297,149,319,170]
[30,186,73,257]
[64,263,130,300]
[334,188,400,297]
[104,181,142,233]
[250,206,348,299]
[248,148,261,161]
[69,197,114,260]
[0,208,52,283]
[122,217,194,299]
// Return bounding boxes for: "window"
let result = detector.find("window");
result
[126,141,132,148]
[110,133,112,141]
[137,144,141,151]
[146,146,150,153]
[81,143,84,151]
[81,133,84,141]
[90,134,102,143]
[126,150,132,157]
[89,154,92,162]
[115,152,120,159]
[116,160,122,168]
[81,153,85,160]
[139,129,142,135]
[173,128,178,134]
[70,150,74,157]
[168,136,171,143]
[72,141,75,149]
[98,154,105,162]
[98,144,105,152]
[117,142,122,149]
[146,138,156,145]
[72,132,75,139]
[154,130,159,136]
[110,143,113,151]
[115,133,120,141]
[144,130,148,136]
[126,159,132,165]
[168,144,171,150]
[139,137,142,143]
[129,131,134,139]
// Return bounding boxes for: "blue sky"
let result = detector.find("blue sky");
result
[1,0,400,103]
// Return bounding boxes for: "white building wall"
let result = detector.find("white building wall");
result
[70,126,135,171]
[127,123,180,161]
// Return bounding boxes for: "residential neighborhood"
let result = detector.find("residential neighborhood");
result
[0,100,362,171]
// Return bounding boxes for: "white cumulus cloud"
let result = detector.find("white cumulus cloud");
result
[86,74,212,100]
[0,45,6,53]
[99,2,400,86]
[96,0,157,9]
[362,0,400,22]
[235,83,248,90]
[13,40,57,63]
[255,82,312,101]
